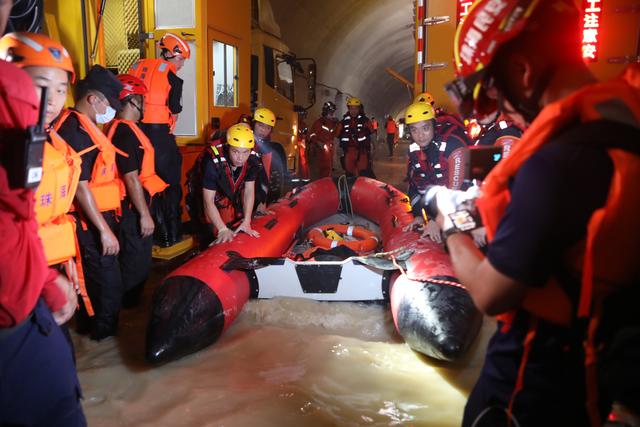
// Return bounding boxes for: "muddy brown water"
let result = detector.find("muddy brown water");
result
[74,141,494,426]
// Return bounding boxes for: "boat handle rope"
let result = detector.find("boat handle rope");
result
[390,253,468,290]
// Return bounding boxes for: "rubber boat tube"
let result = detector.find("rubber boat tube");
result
[146,177,482,364]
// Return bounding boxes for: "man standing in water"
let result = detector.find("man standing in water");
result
[336,97,375,177]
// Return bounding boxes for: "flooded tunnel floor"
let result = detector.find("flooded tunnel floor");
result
[74,140,495,426]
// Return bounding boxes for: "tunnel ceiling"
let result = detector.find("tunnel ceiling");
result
[269,0,415,121]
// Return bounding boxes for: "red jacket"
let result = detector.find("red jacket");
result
[0,61,65,327]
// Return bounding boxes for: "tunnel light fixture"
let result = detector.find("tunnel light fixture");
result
[422,62,447,71]
[423,16,451,26]
[581,0,603,62]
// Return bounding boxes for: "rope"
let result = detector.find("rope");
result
[337,175,353,217]
[391,254,467,290]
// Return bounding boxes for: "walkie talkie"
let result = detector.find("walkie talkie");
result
[3,86,48,190]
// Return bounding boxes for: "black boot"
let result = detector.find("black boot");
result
[151,193,170,247]
[167,214,183,246]
[91,316,118,341]
[154,218,171,248]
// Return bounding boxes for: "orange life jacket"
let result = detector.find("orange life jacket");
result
[476,64,640,426]
[34,130,94,316]
[34,130,82,265]
[386,119,397,134]
[129,58,176,125]
[104,119,169,198]
[54,109,127,213]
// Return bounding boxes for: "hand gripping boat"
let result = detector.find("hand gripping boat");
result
[146,177,482,364]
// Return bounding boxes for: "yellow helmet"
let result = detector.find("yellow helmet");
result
[346,97,362,107]
[253,107,276,127]
[414,92,434,105]
[226,124,255,149]
[405,102,436,125]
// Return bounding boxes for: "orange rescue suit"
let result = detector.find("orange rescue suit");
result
[477,64,640,426]
[129,59,176,125]
[54,109,127,212]
[104,119,168,197]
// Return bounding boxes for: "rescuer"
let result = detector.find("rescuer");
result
[54,65,125,340]
[129,32,191,247]
[251,107,288,206]
[200,124,262,244]
[385,115,398,157]
[336,97,375,177]
[308,101,339,179]
[0,32,93,315]
[105,74,168,308]
[0,28,86,426]
[371,115,379,144]
[432,0,640,425]
[402,101,468,242]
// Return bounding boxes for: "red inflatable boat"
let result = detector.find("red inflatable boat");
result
[146,177,482,364]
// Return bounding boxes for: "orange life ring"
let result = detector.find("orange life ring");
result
[307,224,379,253]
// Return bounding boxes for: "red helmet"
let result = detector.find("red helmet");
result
[116,74,147,100]
[446,0,577,118]
[0,32,75,83]
[159,33,191,59]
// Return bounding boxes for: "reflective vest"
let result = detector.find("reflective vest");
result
[338,113,371,148]
[129,58,176,125]
[104,119,168,198]
[407,131,467,190]
[54,109,127,212]
[477,64,640,426]
[34,130,81,265]
[385,118,397,134]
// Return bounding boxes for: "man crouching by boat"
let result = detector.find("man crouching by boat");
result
[403,101,467,243]
[201,124,261,244]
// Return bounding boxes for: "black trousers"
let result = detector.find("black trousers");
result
[74,211,123,338]
[118,202,153,306]
[387,133,395,156]
[139,123,183,244]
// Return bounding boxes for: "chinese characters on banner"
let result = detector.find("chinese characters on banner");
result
[457,0,474,25]
[582,0,603,62]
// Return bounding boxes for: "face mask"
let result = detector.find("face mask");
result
[95,105,116,124]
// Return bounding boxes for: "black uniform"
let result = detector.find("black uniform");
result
[254,137,289,205]
[56,111,123,340]
[186,143,260,248]
[139,71,184,247]
[111,122,153,308]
